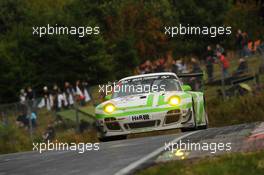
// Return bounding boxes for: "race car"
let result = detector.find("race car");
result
[95,72,208,141]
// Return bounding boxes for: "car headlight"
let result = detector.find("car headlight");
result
[104,103,116,114]
[168,96,181,106]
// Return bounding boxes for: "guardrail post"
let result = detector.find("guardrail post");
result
[1,111,8,126]
[74,101,80,133]
[221,64,226,100]
[27,100,33,140]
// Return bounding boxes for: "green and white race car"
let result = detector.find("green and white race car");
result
[95,72,208,141]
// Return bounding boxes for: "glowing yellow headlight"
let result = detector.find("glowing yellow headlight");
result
[104,103,116,113]
[168,96,181,106]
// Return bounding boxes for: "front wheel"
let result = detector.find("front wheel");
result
[181,99,197,132]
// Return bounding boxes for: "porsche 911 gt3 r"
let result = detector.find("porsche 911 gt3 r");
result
[95,72,208,141]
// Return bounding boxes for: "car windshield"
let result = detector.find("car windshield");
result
[112,77,182,98]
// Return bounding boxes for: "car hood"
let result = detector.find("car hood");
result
[96,91,190,111]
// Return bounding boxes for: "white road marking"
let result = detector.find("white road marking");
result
[114,130,201,175]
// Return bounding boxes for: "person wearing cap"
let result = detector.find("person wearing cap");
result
[38,86,53,110]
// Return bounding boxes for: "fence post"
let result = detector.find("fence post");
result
[74,101,80,133]
[27,100,33,140]
[1,111,8,126]
[221,64,226,100]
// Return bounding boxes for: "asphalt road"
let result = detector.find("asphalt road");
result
[0,122,261,175]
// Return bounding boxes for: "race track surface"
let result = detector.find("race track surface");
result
[0,122,262,175]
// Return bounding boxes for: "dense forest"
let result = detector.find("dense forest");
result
[0,0,263,103]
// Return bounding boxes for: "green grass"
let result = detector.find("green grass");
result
[0,108,99,154]
[207,90,264,127]
[137,151,264,175]
[56,105,95,123]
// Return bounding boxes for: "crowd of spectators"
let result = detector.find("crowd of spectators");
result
[19,80,92,111]
[16,80,92,132]
[134,30,264,89]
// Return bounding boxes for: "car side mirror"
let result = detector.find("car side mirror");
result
[104,94,112,100]
[182,85,192,91]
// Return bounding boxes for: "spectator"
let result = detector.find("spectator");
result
[42,123,56,142]
[190,58,202,90]
[152,59,163,72]
[242,32,251,57]
[205,46,215,83]
[233,58,248,77]
[75,80,85,105]
[256,40,264,55]
[164,51,174,72]
[217,52,230,79]
[57,89,65,110]
[26,86,35,101]
[172,59,185,74]
[38,86,53,111]
[19,89,27,104]
[143,60,153,74]
[82,81,92,103]
[27,111,37,128]
[51,84,59,111]
[190,58,202,73]
[236,29,244,57]
[171,60,178,74]
[16,112,28,127]
[63,82,75,108]
[215,44,225,55]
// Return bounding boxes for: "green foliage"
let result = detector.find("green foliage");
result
[224,4,264,47]
[0,0,263,103]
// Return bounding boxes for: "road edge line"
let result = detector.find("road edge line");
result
[114,130,201,175]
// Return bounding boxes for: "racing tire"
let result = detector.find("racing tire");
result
[197,96,209,130]
[181,98,197,132]
[197,112,208,130]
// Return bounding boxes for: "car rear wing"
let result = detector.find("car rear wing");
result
[178,72,204,78]
[178,72,204,92]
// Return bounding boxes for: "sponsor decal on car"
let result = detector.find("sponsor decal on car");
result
[130,114,151,121]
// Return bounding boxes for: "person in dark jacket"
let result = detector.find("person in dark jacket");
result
[205,46,215,83]
[236,29,244,57]
[233,58,248,77]
[42,123,56,142]
[189,58,202,90]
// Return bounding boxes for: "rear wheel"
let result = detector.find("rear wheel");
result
[197,112,208,130]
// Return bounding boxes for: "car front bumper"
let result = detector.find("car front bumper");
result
[96,108,194,138]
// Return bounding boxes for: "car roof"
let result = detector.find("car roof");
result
[119,72,179,81]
